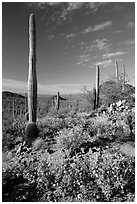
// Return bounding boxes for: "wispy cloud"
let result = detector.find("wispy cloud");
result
[27,2,109,12]
[96,60,112,67]
[93,39,110,51]
[93,21,112,31]
[82,21,112,34]
[2,79,27,93]
[102,51,127,59]
[83,38,110,54]
[76,38,110,66]
[27,2,109,25]
[65,33,76,39]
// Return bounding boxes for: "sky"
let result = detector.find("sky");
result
[2,2,135,95]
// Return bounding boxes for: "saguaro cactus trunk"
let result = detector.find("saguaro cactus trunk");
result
[115,61,119,83]
[25,13,38,146]
[93,87,96,110]
[57,92,60,110]
[28,13,37,122]
[96,65,100,109]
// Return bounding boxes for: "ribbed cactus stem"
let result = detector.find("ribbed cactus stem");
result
[28,13,37,122]
[96,65,100,109]
[115,60,119,83]
[25,13,38,146]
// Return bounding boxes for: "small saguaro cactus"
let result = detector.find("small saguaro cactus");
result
[122,63,125,92]
[57,92,60,110]
[25,13,38,146]
[96,65,100,109]
[93,87,96,110]
[115,60,119,83]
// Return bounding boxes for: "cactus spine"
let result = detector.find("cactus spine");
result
[96,65,100,109]
[28,13,37,122]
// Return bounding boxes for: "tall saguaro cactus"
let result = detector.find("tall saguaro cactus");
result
[115,60,119,83]
[25,14,38,146]
[96,65,100,109]
[28,13,37,122]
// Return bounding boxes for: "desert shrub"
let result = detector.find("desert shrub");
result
[2,102,135,202]
[55,126,91,154]
[3,135,135,202]
[2,119,26,151]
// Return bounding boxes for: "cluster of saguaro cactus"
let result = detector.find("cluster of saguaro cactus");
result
[25,13,38,146]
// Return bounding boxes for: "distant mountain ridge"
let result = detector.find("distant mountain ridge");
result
[2,91,25,98]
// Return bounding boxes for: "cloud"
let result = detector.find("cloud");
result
[65,22,112,41]
[2,79,89,94]
[82,21,112,34]
[27,2,109,25]
[102,51,127,59]
[76,38,110,66]
[82,27,93,34]
[93,21,112,31]
[27,2,109,12]
[96,60,112,67]
[82,38,110,53]
[2,79,27,93]
[93,39,110,51]
[65,33,76,39]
